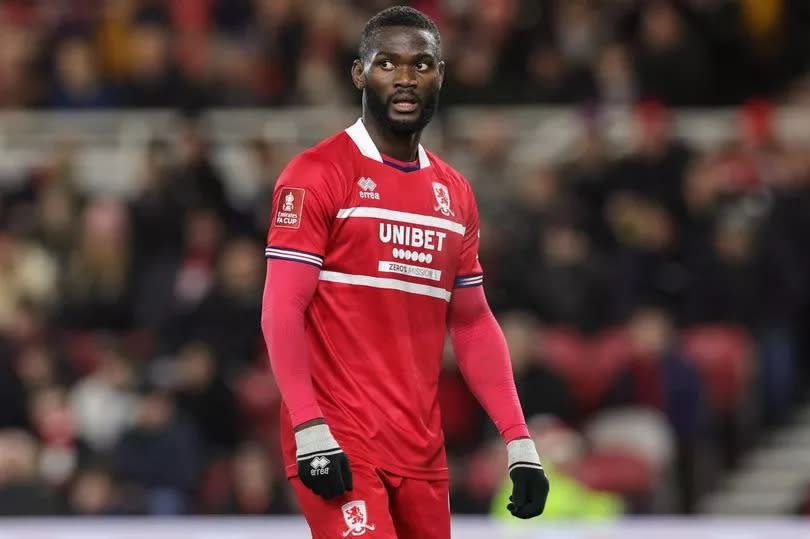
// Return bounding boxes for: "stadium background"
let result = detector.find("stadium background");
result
[2,0,810,535]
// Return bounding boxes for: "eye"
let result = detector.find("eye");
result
[379,60,394,70]
[415,62,430,72]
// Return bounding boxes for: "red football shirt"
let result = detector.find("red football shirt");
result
[266,119,483,480]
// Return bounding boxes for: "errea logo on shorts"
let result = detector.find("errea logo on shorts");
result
[274,187,305,228]
[342,500,376,536]
[357,177,380,200]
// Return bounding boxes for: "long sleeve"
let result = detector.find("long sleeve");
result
[260,259,323,427]
[447,285,529,442]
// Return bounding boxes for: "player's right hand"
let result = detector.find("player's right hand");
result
[295,423,353,499]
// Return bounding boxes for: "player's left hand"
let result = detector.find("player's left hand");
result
[506,438,549,519]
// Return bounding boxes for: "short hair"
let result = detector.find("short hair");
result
[359,6,441,61]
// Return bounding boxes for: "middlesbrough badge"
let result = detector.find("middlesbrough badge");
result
[341,500,376,536]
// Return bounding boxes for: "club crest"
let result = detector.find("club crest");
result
[341,500,376,536]
[432,182,454,216]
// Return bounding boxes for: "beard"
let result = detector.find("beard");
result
[364,83,440,136]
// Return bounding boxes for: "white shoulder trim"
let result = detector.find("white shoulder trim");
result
[344,118,431,169]
[345,118,382,162]
[418,145,431,168]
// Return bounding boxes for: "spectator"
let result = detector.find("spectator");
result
[605,307,706,443]
[521,214,619,332]
[634,0,714,105]
[604,307,706,512]
[173,342,239,455]
[0,429,64,515]
[123,22,186,108]
[0,231,58,333]
[113,387,200,515]
[69,342,139,454]
[50,35,117,109]
[180,238,264,379]
[68,465,123,515]
[218,442,291,515]
[683,213,802,423]
[501,311,576,424]
[60,199,135,331]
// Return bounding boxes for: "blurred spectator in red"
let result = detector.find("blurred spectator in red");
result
[28,385,78,486]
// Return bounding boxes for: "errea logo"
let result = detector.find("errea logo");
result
[309,455,330,476]
[357,177,380,200]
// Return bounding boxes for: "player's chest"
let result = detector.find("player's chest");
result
[327,167,466,274]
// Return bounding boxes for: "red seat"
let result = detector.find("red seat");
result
[571,450,656,495]
[235,366,281,444]
[589,327,636,400]
[197,457,233,513]
[538,326,603,413]
[680,324,752,413]
[61,331,104,375]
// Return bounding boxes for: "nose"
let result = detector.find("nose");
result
[393,65,417,89]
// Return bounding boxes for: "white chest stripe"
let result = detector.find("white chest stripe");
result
[336,207,465,236]
[319,271,451,302]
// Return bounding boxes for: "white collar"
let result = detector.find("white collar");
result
[345,118,431,169]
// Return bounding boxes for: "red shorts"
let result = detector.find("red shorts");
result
[291,460,450,539]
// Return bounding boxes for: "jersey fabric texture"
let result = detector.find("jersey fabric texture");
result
[266,119,483,481]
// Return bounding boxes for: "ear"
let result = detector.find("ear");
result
[351,59,365,90]
[437,60,446,90]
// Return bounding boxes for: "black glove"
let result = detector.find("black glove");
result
[295,423,353,499]
[506,438,550,519]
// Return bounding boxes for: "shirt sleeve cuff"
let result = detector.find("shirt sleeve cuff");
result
[501,423,531,444]
[289,403,325,428]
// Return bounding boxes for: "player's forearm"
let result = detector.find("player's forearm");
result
[261,260,324,426]
[447,286,530,443]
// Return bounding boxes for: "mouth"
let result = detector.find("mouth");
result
[390,95,419,114]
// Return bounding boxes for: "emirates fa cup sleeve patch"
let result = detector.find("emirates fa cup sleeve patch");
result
[274,188,305,229]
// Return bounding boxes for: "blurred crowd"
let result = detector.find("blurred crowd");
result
[2,97,810,516]
[1,0,810,109]
[2,0,810,521]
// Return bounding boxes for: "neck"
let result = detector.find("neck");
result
[361,111,421,163]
